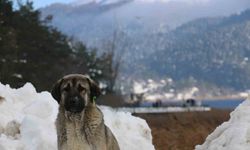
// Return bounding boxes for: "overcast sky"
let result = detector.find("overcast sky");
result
[30,0,210,8]
[30,0,73,8]
[29,0,250,11]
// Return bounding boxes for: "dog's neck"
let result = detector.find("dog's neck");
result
[60,103,103,126]
[57,105,107,150]
[58,104,104,149]
[59,104,104,141]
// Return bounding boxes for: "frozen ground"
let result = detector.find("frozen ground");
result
[196,98,250,150]
[0,83,155,150]
[116,107,211,113]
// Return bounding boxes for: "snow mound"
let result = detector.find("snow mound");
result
[0,83,154,150]
[195,98,250,150]
[101,106,154,150]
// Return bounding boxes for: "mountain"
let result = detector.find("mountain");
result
[40,0,250,46]
[40,2,250,92]
[143,9,250,90]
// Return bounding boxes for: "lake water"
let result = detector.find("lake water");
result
[202,99,245,109]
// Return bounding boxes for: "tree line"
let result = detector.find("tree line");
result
[0,0,118,92]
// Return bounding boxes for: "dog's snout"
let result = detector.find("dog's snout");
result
[71,96,80,103]
[65,95,85,113]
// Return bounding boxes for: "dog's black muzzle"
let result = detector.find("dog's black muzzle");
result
[65,95,85,113]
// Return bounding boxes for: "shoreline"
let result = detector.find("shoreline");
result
[195,95,247,101]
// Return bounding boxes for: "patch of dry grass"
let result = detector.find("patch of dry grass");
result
[135,109,231,150]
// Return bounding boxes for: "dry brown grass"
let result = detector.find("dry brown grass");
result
[134,109,231,150]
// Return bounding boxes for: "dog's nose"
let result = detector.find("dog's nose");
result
[71,97,80,104]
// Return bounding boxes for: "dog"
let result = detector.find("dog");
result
[51,74,120,150]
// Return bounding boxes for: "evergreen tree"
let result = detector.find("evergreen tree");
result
[0,0,116,92]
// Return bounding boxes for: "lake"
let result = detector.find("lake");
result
[202,99,245,109]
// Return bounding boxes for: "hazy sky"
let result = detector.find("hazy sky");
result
[30,0,74,8]
[31,0,209,8]
[29,0,250,10]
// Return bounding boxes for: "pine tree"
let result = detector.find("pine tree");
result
[0,0,118,92]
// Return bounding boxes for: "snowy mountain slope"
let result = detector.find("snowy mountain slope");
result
[144,9,250,90]
[40,0,250,92]
[41,0,250,42]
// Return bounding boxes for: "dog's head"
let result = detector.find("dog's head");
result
[51,74,101,113]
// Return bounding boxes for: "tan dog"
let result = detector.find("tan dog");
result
[51,74,120,150]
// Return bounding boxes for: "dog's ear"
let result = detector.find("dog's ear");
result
[51,78,63,103]
[87,77,101,102]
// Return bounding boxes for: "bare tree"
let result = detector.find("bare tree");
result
[101,23,128,93]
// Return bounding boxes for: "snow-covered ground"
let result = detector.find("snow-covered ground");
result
[131,79,248,103]
[196,98,250,150]
[0,83,155,150]
[117,107,211,113]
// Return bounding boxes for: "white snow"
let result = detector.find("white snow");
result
[101,106,155,150]
[116,107,211,113]
[133,81,148,94]
[195,98,250,150]
[132,79,175,100]
[132,79,199,101]
[176,87,199,100]
[0,83,154,150]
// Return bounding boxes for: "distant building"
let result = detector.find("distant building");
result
[184,98,197,107]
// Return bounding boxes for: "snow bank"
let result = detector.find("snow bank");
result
[0,83,154,150]
[101,106,154,150]
[195,98,250,150]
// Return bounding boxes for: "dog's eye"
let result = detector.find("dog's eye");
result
[63,84,70,91]
[78,85,86,92]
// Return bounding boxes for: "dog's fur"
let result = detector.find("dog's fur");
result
[51,74,120,150]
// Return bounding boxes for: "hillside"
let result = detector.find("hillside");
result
[40,2,250,93]
[144,9,250,91]
[40,0,250,47]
